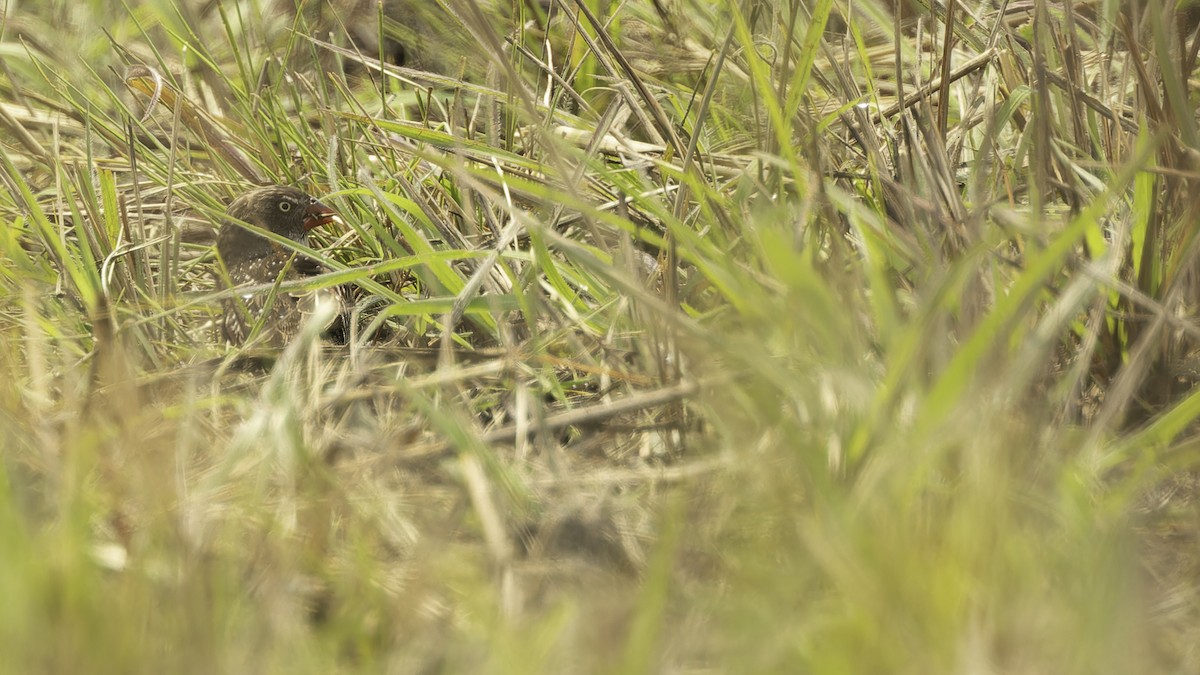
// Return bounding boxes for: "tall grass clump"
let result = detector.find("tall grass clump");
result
[2,0,1200,672]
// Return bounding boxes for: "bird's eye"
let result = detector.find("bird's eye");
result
[278,201,292,212]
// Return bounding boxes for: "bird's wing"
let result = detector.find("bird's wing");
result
[291,254,328,278]
[220,253,349,347]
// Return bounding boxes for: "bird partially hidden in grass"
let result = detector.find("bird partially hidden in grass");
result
[215,185,346,347]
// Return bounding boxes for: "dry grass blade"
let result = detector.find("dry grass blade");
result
[124,65,265,182]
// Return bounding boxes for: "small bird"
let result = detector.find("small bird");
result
[215,185,344,347]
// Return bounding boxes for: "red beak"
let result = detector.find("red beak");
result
[303,200,338,231]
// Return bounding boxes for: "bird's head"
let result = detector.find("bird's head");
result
[217,185,338,261]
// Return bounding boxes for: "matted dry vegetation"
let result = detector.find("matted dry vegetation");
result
[3,0,1200,672]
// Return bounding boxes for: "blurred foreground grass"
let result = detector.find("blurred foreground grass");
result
[2,0,1200,672]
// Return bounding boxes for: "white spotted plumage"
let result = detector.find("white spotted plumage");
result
[214,185,346,347]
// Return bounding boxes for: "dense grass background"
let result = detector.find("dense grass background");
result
[2,0,1200,671]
